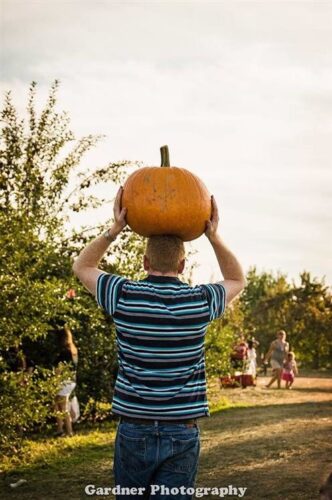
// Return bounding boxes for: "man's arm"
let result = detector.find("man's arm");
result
[72,187,127,296]
[205,196,246,305]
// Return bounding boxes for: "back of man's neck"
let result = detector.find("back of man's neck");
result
[147,271,178,278]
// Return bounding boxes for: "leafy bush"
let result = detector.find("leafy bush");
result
[205,322,235,378]
[0,360,71,453]
[0,81,143,454]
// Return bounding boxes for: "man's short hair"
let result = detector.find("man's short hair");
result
[145,235,185,273]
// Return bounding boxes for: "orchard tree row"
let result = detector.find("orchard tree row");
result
[0,82,331,452]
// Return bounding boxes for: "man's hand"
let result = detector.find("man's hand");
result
[110,186,127,237]
[205,195,219,242]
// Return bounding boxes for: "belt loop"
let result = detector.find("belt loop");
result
[154,420,158,429]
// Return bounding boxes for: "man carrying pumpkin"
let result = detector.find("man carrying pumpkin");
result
[73,187,245,499]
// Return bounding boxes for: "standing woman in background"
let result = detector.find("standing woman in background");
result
[54,324,78,437]
[264,330,289,389]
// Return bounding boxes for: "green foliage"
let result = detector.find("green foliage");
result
[1,81,331,458]
[0,81,143,454]
[239,268,332,368]
[205,320,236,378]
[284,272,332,368]
[205,268,332,379]
[0,362,69,454]
[82,398,113,423]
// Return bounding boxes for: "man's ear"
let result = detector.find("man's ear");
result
[143,255,150,271]
[178,259,185,274]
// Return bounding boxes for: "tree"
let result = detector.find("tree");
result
[0,81,144,450]
[286,273,332,368]
[239,267,291,352]
[0,80,134,349]
[0,80,198,451]
[238,268,332,368]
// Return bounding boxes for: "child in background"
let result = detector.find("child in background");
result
[246,340,257,379]
[282,352,298,389]
[240,339,257,388]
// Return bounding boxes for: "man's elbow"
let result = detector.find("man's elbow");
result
[237,276,246,293]
[225,278,246,306]
[232,277,246,301]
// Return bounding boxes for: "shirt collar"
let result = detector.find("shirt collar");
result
[144,274,181,284]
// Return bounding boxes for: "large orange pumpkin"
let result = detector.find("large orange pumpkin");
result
[122,146,211,241]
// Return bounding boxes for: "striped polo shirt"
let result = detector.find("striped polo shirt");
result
[96,273,226,420]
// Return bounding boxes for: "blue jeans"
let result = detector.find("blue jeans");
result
[113,421,200,500]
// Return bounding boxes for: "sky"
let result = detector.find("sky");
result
[1,0,332,285]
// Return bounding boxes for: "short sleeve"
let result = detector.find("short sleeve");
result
[96,273,127,316]
[200,282,226,321]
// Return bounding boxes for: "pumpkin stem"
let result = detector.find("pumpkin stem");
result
[160,145,170,167]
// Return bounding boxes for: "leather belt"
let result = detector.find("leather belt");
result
[120,416,197,427]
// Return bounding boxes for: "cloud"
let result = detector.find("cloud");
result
[1,0,331,284]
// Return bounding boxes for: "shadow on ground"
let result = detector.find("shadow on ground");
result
[1,400,331,500]
[198,400,332,500]
[1,441,115,500]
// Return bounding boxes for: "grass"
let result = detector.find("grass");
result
[0,426,117,500]
[1,374,331,499]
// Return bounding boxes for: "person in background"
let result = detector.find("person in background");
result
[264,330,289,389]
[246,340,257,380]
[230,333,248,371]
[54,324,78,437]
[250,336,260,349]
[282,352,298,389]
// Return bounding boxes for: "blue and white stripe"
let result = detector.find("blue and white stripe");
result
[96,273,225,420]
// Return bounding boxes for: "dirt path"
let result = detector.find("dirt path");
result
[208,375,332,408]
[198,376,332,499]
[1,376,331,499]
